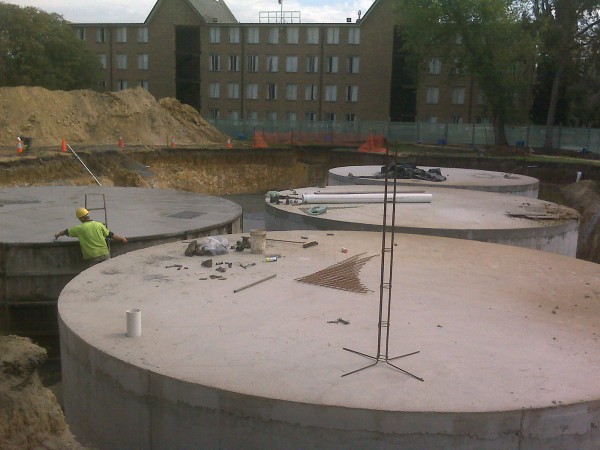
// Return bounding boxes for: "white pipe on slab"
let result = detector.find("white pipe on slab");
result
[301,193,432,204]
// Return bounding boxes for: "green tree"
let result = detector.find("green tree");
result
[395,0,536,146]
[530,1,600,147]
[0,2,99,90]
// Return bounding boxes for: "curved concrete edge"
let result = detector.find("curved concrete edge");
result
[59,318,600,450]
[265,205,579,257]
[2,220,241,301]
[327,173,540,198]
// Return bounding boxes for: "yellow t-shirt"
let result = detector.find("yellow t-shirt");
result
[67,221,110,260]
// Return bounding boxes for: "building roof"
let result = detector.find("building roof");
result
[146,0,238,24]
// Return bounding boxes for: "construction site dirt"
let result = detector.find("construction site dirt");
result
[2,87,600,449]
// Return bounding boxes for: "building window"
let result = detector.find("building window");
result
[116,54,127,70]
[227,83,240,99]
[96,28,106,43]
[137,27,148,43]
[98,54,107,69]
[247,27,259,44]
[452,115,464,124]
[228,55,240,72]
[266,55,279,72]
[229,27,240,44]
[346,85,358,102]
[99,80,107,89]
[286,111,297,121]
[268,27,279,44]
[326,27,339,44]
[307,27,319,44]
[429,58,442,75]
[266,83,278,100]
[209,82,220,99]
[347,56,359,74]
[426,115,438,123]
[325,85,337,102]
[246,110,258,120]
[286,84,298,101]
[306,55,319,73]
[209,27,220,44]
[75,28,86,40]
[426,86,439,104]
[210,54,220,71]
[118,80,128,90]
[229,110,240,120]
[286,56,298,72]
[325,112,336,121]
[477,92,486,105]
[305,112,317,121]
[247,55,258,72]
[305,84,318,101]
[138,54,148,70]
[452,57,464,75]
[326,56,338,73]
[209,109,220,119]
[287,27,299,44]
[116,27,127,43]
[138,80,149,90]
[246,83,258,100]
[348,27,360,44]
[345,113,356,122]
[452,87,466,104]
[266,111,277,121]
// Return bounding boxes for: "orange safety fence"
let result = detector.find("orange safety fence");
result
[358,133,387,153]
[252,130,381,148]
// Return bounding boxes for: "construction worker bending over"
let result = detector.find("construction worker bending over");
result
[54,207,128,266]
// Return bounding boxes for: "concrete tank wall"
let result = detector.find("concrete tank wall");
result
[264,186,580,257]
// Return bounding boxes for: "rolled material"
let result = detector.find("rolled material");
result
[126,309,142,337]
[302,193,432,204]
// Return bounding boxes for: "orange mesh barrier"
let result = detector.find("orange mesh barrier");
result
[253,131,269,148]
[358,133,387,153]
[253,130,368,147]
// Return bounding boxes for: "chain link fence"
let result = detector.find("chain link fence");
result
[210,119,600,155]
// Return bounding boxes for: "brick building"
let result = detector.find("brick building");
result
[72,0,487,125]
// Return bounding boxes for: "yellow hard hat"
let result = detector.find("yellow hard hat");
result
[76,207,90,219]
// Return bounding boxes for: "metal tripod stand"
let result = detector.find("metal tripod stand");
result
[342,146,423,381]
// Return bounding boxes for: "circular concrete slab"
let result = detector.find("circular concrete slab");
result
[266,185,579,256]
[329,165,540,197]
[59,231,600,449]
[1,186,242,345]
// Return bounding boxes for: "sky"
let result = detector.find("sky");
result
[4,0,376,24]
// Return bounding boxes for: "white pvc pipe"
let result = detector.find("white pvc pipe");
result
[302,193,432,204]
[126,309,142,337]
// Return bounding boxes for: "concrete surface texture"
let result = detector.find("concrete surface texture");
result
[59,230,600,449]
[1,185,242,344]
[328,165,540,197]
[265,185,580,256]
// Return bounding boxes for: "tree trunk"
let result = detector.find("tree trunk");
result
[543,67,563,149]
[493,113,508,146]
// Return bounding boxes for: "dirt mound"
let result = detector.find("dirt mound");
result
[0,86,226,147]
[0,335,85,449]
[560,180,600,263]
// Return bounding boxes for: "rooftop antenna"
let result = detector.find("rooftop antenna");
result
[357,10,362,20]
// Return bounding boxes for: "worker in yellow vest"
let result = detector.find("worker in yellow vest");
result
[54,207,127,266]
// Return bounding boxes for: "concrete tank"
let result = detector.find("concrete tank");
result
[328,165,540,197]
[265,185,579,256]
[59,230,600,449]
[0,186,241,355]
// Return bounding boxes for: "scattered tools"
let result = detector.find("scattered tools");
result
[266,238,318,248]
